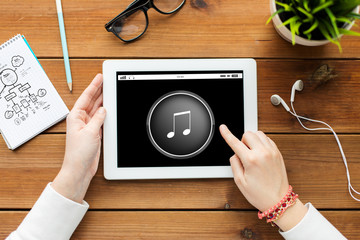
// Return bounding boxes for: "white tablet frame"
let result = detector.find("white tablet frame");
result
[103,59,257,180]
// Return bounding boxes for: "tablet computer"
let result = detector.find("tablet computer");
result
[103,59,257,180]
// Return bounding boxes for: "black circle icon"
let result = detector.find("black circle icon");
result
[146,91,215,159]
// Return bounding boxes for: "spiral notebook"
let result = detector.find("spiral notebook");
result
[0,34,69,150]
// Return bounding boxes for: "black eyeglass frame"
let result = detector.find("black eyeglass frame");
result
[105,0,186,42]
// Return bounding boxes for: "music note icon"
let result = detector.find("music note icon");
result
[167,110,191,139]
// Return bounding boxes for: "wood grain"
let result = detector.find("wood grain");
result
[1,210,359,239]
[19,59,360,133]
[1,134,360,209]
[1,0,360,237]
[0,0,359,59]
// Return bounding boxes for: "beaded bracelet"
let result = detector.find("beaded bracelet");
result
[257,185,299,226]
[266,193,298,223]
[258,185,293,219]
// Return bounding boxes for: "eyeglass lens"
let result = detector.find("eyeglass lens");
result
[153,0,185,13]
[113,0,185,41]
[113,10,148,41]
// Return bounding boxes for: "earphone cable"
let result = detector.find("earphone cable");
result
[289,102,360,202]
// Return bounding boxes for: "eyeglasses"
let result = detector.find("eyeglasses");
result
[105,0,186,42]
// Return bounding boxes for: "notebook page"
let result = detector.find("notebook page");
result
[0,35,69,149]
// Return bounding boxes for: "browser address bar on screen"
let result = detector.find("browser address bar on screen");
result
[117,73,243,80]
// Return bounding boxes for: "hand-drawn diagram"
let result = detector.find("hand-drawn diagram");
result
[11,55,24,68]
[0,55,48,126]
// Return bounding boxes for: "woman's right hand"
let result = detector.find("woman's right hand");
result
[219,125,289,212]
[219,124,307,231]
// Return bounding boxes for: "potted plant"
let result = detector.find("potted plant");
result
[267,0,360,51]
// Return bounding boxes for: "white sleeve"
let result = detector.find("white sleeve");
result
[6,182,89,240]
[279,203,346,240]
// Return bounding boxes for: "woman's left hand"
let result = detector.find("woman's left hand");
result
[52,73,106,203]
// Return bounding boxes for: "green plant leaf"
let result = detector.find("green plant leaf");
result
[325,8,340,38]
[336,17,353,24]
[303,0,311,12]
[293,21,302,35]
[331,0,360,15]
[312,1,334,14]
[303,20,319,34]
[339,28,360,36]
[322,18,338,39]
[277,16,300,28]
[275,1,294,11]
[347,12,360,19]
[266,8,285,25]
[297,6,313,20]
[290,20,296,45]
[319,20,342,52]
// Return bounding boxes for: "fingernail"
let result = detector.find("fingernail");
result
[98,107,105,114]
[220,124,227,131]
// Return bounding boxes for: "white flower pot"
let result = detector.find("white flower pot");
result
[269,0,360,46]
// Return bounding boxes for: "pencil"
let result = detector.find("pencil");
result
[55,0,73,92]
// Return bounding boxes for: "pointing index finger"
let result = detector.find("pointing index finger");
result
[219,124,249,161]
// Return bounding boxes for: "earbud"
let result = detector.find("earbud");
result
[270,94,290,112]
[290,80,304,103]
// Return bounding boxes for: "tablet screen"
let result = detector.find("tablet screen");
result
[116,71,244,167]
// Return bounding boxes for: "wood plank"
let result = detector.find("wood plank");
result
[0,0,359,59]
[1,134,360,209]
[21,59,360,133]
[1,210,359,239]
[257,60,360,133]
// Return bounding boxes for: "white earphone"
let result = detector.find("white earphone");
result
[271,80,360,202]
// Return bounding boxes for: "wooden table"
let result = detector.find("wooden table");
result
[1,0,360,239]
